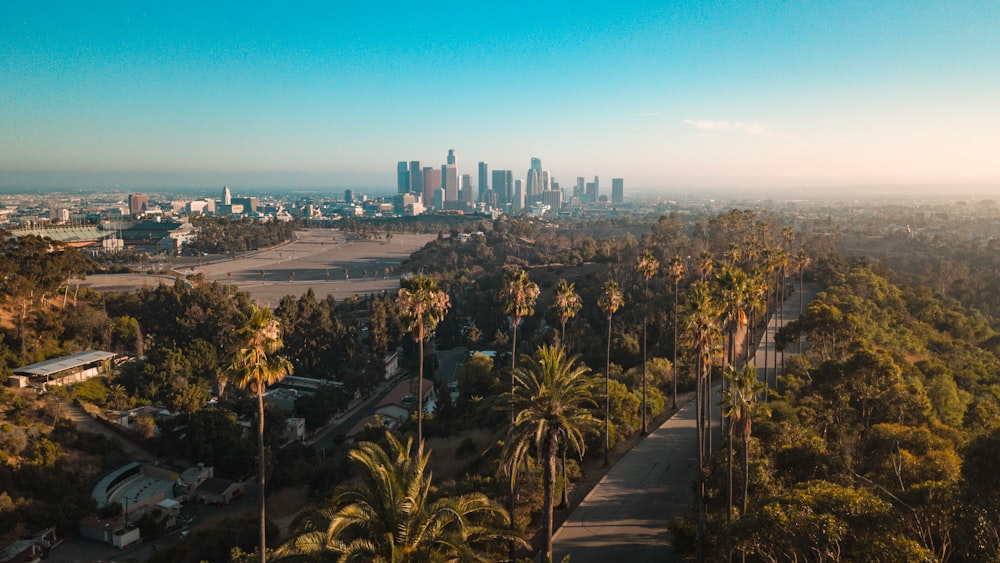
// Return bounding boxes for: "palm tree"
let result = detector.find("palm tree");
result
[794,249,812,354]
[395,274,451,446]
[668,256,686,410]
[498,267,540,375]
[682,281,723,555]
[598,279,624,466]
[721,364,768,519]
[504,345,599,560]
[496,267,538,559]
[550,278,582,346]
[635,250,659,434]
[277,432,521,562]
[698,250,714,282]
[228,304,293,563]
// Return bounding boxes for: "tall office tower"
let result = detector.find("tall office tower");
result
[513,179,525,211]
[129,194,149,217]
[460,174,474,202]
[442,164,458,201]
[447,149,456,166]
[478,161,489,202]
[585,181,596,203]
[409,161,423,195]
[593,176,600,201]
[423,167,442,207]
[345,189,353,203]
[526,157,542,197]
[612,178,624,204]
[397,162,410,194]
[222,185,232,206]
[575,177,585,198]
[492,170,512,206]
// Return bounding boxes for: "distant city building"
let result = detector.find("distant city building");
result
[344,189,353,203]
[478,161,489,202]
[612,178,624,204]
[442,163,458,202]
[222,185,232,206]
[232,197,259,214]
[575,177,585,198]
[408,161,423,196]
[128,194,149,217]
[492,170,512,207]
[513,179,524,211]
[460,174,474,203]
[447,148,457,166]
[397,162,409,194]
[526,157,543,198]
[542,189,562,209]
[423,167,442,207]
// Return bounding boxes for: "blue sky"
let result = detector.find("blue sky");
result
[2,1,999,191]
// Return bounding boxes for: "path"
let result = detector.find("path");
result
[551,282,819,561]
[65,402,157,462]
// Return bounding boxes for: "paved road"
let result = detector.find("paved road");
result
[552,282,818,561]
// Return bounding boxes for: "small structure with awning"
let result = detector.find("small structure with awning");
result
[11,350,116,391]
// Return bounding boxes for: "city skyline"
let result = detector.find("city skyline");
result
[2,2,999,191]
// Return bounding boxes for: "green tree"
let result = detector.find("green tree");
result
[635,250,659,434]
[227,304,293,563]
[550,278,582,346]
[277,432,521,562]
[503,345,599,560]
[668,256,686,409]
[598,279,624,466]
[395,274,451,446]
[721,365,768,523]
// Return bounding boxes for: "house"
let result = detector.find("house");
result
[194,478,245,505]
[13,351,116,391]
[283,417,306,443]
[374,378,435,425]
[79,516,140,549]
[0,527,57,563]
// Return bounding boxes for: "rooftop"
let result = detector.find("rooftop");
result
[14,350,116,377]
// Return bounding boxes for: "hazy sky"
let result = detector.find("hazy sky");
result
[2,1,999,190]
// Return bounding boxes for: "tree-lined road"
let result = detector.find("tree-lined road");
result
[552,283,818,561]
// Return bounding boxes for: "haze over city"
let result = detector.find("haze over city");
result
[2,2,999,193]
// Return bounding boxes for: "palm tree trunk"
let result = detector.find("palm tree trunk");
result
[673,281,679,410]
[641,293,648,435]
[743,434,750,515]
[509,319,518,562]
[417,336,424,446]
[257,390,267,563]
[695,356,705,562]
[544,435,557,560]
[605,315,612,466]
[560,439,570,509]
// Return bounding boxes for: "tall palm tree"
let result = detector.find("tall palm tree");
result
[496,266,538,559]
[277,432,522,562]
[635,250,660,435]
[550,278,582,347]
[395,274,451,446]
[668,256,686,410]
[598,279,624,466]
[721,364,768,518]
[794,249,812,354]
[504,345,599,560]
[498,267,540,375]
[228,304,293,563]
[682,281,722,555]
[698,250,714,282]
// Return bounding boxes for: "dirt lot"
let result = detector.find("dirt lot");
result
[82,230,436,303]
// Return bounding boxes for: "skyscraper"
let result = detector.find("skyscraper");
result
[612,178,624,204]
[442,164,458,202]
[478,161,489,202]
[447,149,456,166]
[423,167,441,207]
[222,185,232,206]
[397,162,409,194]
[526,157,543,197]
[460,174,474,203]
[409,161,423,195]
[513,179,524,211]
[492,170,512,206]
